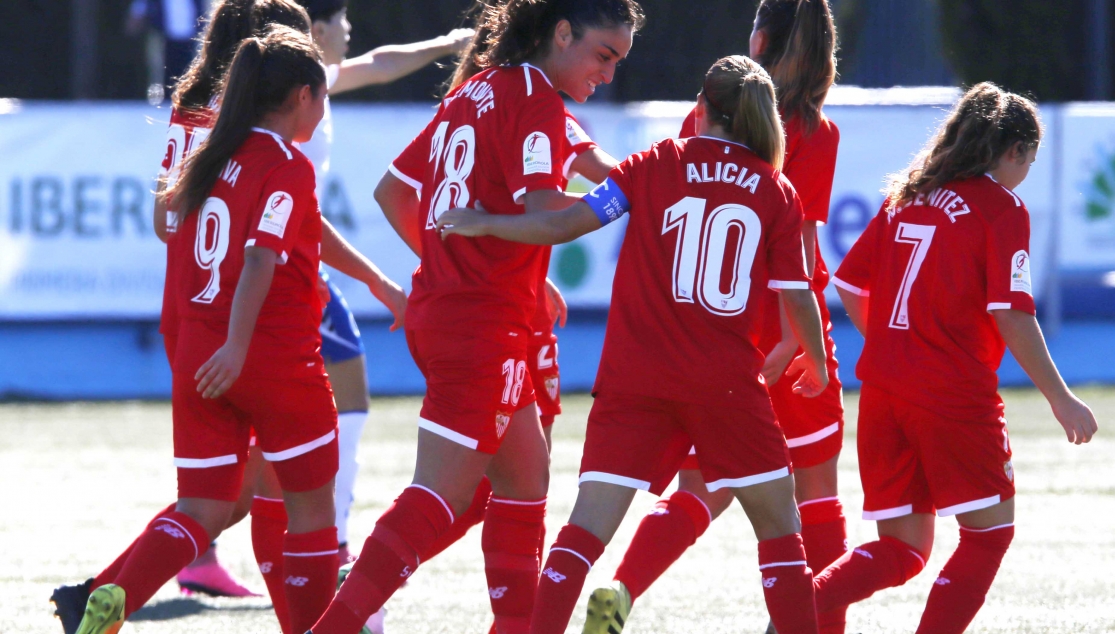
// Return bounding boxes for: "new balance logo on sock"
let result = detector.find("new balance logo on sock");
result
[489,586,508,599]
[543,567,566,583]
[400,566,412,578]
[853,548,874,559]
[935,577,951,586]
[154,523,185,539]
[285,576,309,587]
[259,562,273,573]
[763,577,778,588]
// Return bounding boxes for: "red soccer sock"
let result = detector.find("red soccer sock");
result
[814,536,927,614]
[113,511,210,616]
[312,485,454,634]
[251,497,292,634]
[283,526,339,634]
[483,496,547,633]
[758,533,818,634]
[916,524,1014,634]
[614,491,712,601]
[92,503,177,589]
[799,498,848,634]
[420,476,491,562]
[530,524,606,634]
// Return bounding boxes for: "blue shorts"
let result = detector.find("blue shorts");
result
[319,270,365,364]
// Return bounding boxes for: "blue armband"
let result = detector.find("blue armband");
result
[584,178,631,226]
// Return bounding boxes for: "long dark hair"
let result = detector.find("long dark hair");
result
[170,26,326,218]
[885,82,1041,210]
[753,0,837,135]
[701,56,785,170]
[172,0,312,110]
[446,0,645,93]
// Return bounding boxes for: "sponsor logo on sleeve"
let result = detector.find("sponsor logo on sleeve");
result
[258,191,294,237]
[565,117,591,146]
[1010,250,1032,295]
[523,132,553,176]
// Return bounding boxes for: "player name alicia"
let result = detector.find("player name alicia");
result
[686,162,762,193]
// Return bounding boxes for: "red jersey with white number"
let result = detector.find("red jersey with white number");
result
[592,136,810,402]
[681,108,839,353]
[833,175,1036,421]
[171,129,323,368]
[390,64,568,337]
[160,106,215,339]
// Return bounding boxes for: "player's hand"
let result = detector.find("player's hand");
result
[442,28,475,55]
[316,276,331,307]
[545,277,568,328]
[761,341,798,386]
[788,352,828,398]
[1051,392,1098,444]
[377,281,408,332]
[195,342,248,399]
[437,206,490,238]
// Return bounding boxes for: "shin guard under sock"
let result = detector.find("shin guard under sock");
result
[915,524,1013,634]
[251,497,292,634]
[335,410,369,546]
[799,498,848,634]
[758,533,818,634]
[614,491,712,601]
[113,511,210,616]
[282,526,339,634]
[530,524,605,634]
[420,476,492,562]
[92,503,177,589]
[814,536,927,614]
[483,497,546,633]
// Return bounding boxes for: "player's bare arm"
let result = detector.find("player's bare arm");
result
[569,146,620,184]
[331,29,474,95]
[195,246,277,399]
[993,308,1098,444]
[153,177,169,243]
[375,170,423,256]
[761,298,799,384]
[780,287,829,398]
[437,198,601,245]
[320,217,406,331]
[836,285,868,335]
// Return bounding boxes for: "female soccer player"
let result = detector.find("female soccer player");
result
[308,2,644,633]
[294,0,472,567]
[592,2,848,632]
[71,27,341,634]
[820,82,1098,633]
[439,54,830,634]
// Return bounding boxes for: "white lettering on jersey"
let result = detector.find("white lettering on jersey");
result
[685,162,761,193]
[220,159,242,187]
[907,188,971,223]
[523,132,552,175]
[1010,250,1032,295]
[258,191,294,237]
[456,80,497,117]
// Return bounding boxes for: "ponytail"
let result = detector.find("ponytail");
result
[170,25,325,218]
[702,56,785,170]
[884,82,1042,210]
[754,0,837,135]
[447,0,644,92]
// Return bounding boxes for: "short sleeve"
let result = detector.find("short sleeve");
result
[782,118,839,224]
[504,80,567,203]
[765,184,810,290]
[246,159,317,264]
[833,205,886,297]
[562,111,598,178]
[582,147,648,225]
[985,204,1036,315]
[679,107,697,138]
[389,109,442,193]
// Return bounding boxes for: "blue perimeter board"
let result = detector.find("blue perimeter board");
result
[1,316,1113,401]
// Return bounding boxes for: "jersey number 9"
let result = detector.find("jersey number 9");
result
[191,197,231,304]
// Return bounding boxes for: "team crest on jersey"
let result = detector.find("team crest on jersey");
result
[1010,250,1032,295]
[523,132,552,175]
[544,377,559,402]
[259,191,294,237]
[1004,460,1014,482]
[495,412,511,438]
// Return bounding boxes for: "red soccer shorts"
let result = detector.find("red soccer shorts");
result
[172,320,339,501]
[767,351,844,468]
[857,383,1015,520]
[407,326,537,454]
[580,389,792,496]
[528,330,561,426]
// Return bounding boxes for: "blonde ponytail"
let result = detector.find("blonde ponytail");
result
[703,55,786,170]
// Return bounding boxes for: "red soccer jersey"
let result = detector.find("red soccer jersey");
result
[390,64,568,337]
[160,106,216,339]
[171,129,324,370]
[586,136,810,402]
[833,175,1036,421]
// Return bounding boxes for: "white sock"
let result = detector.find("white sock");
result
[334,410,369,544]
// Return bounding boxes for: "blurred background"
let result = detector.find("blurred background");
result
[2,0,1115,399]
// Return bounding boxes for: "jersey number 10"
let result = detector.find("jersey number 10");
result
[662,196,761,316]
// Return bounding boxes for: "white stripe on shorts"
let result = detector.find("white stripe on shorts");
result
[937,494,1001,517]
[785,422,840,448]
[579,471,651,491]
[705,467,790,492]
[862,504,914,521]
[261,429,336,462]
[417,417,479,450]
[174,454,238,469]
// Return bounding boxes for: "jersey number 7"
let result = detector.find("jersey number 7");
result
[889,222,936,330]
